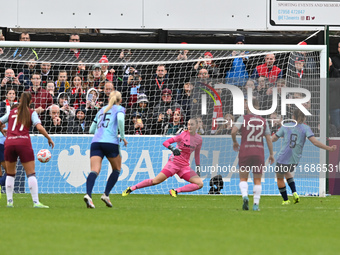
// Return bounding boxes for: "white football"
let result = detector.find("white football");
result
[37,149,51,163]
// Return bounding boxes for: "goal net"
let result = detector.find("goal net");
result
[0,41,327,196]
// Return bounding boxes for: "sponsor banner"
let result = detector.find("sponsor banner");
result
[31,135,320,195]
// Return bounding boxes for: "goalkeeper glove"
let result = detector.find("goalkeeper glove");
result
[168,145,181,156]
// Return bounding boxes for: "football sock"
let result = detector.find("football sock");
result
[131,179,153,191]
[104,170,120,196]
[176,183,200,193]
[279,186,289,201]
[239,181,248,198]
[86,171,98,198]
[253,185,262,205]
[27,174,39,204]
[6,175,15,204]
[287,178,297,193]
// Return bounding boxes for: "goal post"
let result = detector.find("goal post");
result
[0,41,328,196]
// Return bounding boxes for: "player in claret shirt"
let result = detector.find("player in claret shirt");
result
[231,98,275,211]
[0,92,54,208]
[122,118,203,197]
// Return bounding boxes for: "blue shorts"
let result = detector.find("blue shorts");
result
[0,144,4,162]
[90,142,120,159]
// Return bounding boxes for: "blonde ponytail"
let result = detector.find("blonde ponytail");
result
[104,91,122,114]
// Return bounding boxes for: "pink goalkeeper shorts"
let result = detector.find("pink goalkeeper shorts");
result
[161,160,198,182]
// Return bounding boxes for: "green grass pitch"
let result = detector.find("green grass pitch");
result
[0,194,339,255]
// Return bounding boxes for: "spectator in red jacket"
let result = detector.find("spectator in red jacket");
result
[27,73,53,115]
[251,53,283,85]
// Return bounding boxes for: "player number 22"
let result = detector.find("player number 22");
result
[246,125,263,142]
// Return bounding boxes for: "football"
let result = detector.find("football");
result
[37,149,52,163]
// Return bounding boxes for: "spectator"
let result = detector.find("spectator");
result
[27,73,53,115]
[20,32,30,42]
[46,79,57,104]
[13,33,36,57]
[99,55,115,82]
[134,93,152,119]
[163,108,186,135]
[329,57,340,131]
[0,89,17,116]
[69,33,81,59]
[290,41,318,72]
[176,42,189,61]
[126,93,153,133]
[261,78,287,115]
[286,56,313,89]
[144,65,170,107]
[126,112,147,135]
[243,79,260,101]
[177,82,193,122]
[57,92,75,121]
[197,68,210,80]
[1,68,23,100]
[126,73,142,108]
[256,76,269,97]
[209,87,225,134]
[55,70,70,94]
[67,108,90,134]
[0,33,4,55]
[153,88,183,121]
[269,112,282,135]
[331,41,340,72]
[194,52,218,77]
[39,62,56,87]
[251,53,283,85]
[80,88,100,122]
[18,58,37,90]
[152,89,183,135]
[196,116,207,135]
[87,64,106,91]
[71,60,88,83]
[224,35,250,86]
[174,42,195,84]
[215,113,234,135]
[114,49,136,85]
[70,75,87,110]
[43,104,68,134]
[98,81,114,106]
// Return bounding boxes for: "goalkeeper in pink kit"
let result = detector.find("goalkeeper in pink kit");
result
[122,119,203,197]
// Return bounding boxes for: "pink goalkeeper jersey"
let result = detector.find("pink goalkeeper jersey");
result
[163,131,202,167]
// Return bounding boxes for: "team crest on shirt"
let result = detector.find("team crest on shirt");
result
[58,145,90,187]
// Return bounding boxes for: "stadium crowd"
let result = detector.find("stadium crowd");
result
[0,32,339,137]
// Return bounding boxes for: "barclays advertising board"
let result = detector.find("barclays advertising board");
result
[29,135,320,195]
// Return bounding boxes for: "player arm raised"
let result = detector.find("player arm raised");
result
[163,137,181,156]
[308,136,337,151]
